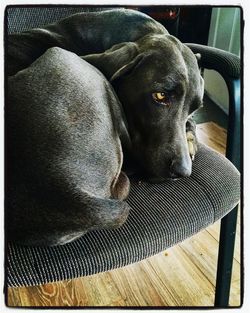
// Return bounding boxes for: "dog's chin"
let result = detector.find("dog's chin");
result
[123,160,187,183]
[127,170,182,184]
[141,175,182,184]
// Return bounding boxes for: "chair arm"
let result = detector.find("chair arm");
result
[185,43,241,172]
[185,43,240,79]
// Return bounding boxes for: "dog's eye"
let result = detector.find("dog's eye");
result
[152,92,170,106]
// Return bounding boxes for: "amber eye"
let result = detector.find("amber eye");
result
[152,92,170,105]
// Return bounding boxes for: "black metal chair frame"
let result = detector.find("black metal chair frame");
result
[186,44,241,306]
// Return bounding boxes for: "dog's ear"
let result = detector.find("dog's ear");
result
[82,42,139,80]
[105,83,132,150]
[195,53,202,68]
[195,53,201,61]
[110,54,145,82]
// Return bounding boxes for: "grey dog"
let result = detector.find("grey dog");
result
[8,8,204,179]
[7,9,204,245]
[7,47,130,245]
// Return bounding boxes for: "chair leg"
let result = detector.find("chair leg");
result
[214,205,239,306]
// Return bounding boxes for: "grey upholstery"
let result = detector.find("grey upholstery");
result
[7,7,113,34]
[7,144,240,287]
[186,43,240,79]
[5,6,240,288]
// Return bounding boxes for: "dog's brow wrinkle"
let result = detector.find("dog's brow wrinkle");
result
[166,74,186,88]
[178,72,187,80]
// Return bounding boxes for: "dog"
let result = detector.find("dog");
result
[7,47,130,246]
[6,9,204,245]
[8,8,204,181]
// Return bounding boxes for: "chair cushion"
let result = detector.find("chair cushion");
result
[6,144,240,287]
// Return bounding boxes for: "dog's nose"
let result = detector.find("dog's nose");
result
[170,159,192,178]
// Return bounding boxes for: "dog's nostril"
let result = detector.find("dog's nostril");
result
[170,160,192,178]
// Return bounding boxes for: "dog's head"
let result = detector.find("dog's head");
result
[83,34,204,182]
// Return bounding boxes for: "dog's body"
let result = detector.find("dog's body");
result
[7,9,204,245]
[8,9,203,178]
[7,9,167,76]
[7,47,130,246]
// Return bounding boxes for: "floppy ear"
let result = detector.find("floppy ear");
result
[105,83,132,150]
[82,42,139,80]
[110,54,145,82]
[195,53,201,61]
[195,53,202,68]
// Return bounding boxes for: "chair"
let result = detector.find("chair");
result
[5,6,241,307]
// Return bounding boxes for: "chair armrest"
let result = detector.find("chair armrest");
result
[185,43,240,79]
[185,43,241,172]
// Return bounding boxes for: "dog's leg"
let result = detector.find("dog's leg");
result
[6,184,130,246]
[7,47,131,246]
[186,118,198,161]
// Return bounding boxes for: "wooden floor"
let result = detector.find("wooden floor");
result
[6,122,241,307]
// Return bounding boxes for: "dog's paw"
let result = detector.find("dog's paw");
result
[186,119,198,161]
[186,131,198,161]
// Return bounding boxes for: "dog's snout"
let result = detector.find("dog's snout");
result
[170,159,192,179]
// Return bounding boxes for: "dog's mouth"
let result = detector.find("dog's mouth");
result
[143,176,182,183]
[122,150,192,183]
[128,172,182,184]
[123,161,191,183]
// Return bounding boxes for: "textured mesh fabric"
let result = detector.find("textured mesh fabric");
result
[6,6,114,34]
[185,43,240,79]
[6,144,240,287]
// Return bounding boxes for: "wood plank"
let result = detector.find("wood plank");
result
[206,212,241,264]
[146,247,215,306]
[229,279,241,306]
[109,262,168,306]
[197,122,227,155]
[179,228,240,286]
[6,288,21,307]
